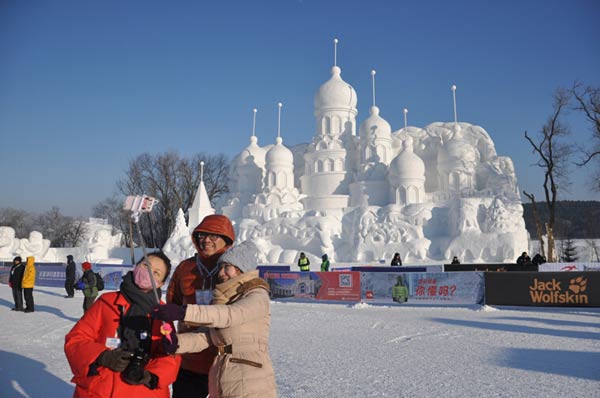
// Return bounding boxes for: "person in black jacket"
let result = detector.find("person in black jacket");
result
[390,253,402,266]
[9,256,25,311]
[516,252,531,266]
[531,253,546,267]
[64,254,76,298]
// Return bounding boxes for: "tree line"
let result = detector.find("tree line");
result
[522,200,600,239]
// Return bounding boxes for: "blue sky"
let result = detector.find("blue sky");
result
[1,0,599,218]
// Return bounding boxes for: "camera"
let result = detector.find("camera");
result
[122,346,148,384]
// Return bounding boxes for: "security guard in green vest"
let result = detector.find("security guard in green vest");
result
[298,252,310,271]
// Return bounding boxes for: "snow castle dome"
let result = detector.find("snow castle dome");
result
[437,125,480,171]
[388,137,425,181]
[265,137,293,166]
[314,66,358,110]
[359,106,392,139]
[237,136,266,168]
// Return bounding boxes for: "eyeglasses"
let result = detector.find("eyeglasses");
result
[196,232,223,242]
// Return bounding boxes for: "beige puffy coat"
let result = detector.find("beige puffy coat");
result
[177,270,277,398]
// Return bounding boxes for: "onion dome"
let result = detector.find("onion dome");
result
[359,106,392,139]
[265,137,293,166]
[314,66,358,110]
[237,136,266,168]
[388,137,425,182]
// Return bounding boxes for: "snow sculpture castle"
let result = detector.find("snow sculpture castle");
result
[168,44,528,266]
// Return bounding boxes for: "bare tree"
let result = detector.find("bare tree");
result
[524,88,573,262]
[92,196,132,246]
[35,207,87,247]
[522,191,545,258]
[0,207,35,238]
[571,82,600,190]
[585,239,599,262]
[111,151,230,248]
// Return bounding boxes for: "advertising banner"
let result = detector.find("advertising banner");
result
[0,263,11,284]
[35,263,69,287]
[444,263,538,272]
[258,265,291,275]
[263,271,361,302]
[538,263,585,272]
[485,272,600,307]
[361,271,485,305]
[342,266,427,273]
[95,264,132,291]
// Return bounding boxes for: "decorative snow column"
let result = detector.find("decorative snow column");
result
[265,136,294,191]
[359,71,393,166]
[222,136,266,221]
[301,65,358,211]
[222,109,267,221]
[252,103,303,221]
[349,81,394,207]
[437,124,480,193]
[238,137,266,195]
[359,106,393,165]
[388,136,426,205]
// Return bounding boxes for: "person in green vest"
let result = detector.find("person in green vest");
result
[297,252,310,272]
[320,254,330,272]
[76,261,99,313]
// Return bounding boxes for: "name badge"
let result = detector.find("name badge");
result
[105,337,121,349]
[195,289,213,305]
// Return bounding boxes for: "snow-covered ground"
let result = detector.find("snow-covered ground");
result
[0,286,599,397]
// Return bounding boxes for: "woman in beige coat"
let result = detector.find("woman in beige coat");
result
[154,240,277,398]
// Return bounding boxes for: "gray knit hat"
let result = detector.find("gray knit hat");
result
[217,240,259,273]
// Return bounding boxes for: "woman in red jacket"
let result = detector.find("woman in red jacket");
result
[64,251,181,398]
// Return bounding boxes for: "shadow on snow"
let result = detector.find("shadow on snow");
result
[0,350,73,398]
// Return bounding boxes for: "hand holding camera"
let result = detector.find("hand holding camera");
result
[121,347,158,389]
[96,349,132,372]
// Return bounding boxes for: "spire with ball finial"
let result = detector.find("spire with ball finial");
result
[277,102,283,139]
[333,38,339,67]
[451,84,458,124]
[371,70,377,108]
[252,108,257,138]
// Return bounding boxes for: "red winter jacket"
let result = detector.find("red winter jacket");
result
[64,292,181,398]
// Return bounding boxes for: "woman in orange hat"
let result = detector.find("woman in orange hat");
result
[166,214,235,398]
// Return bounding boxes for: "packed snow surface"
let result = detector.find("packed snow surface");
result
[0,286,599,397]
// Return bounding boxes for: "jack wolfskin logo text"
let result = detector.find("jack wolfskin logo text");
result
[529,277,588,304]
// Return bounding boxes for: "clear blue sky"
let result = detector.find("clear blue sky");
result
[1,0,599,218]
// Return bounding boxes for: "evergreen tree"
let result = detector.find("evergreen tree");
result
[560,237,579,262]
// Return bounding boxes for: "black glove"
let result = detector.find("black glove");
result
[152,303,187,322]
[123,369,158,389]
[162,328,179,355]
[96,349,132,372]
